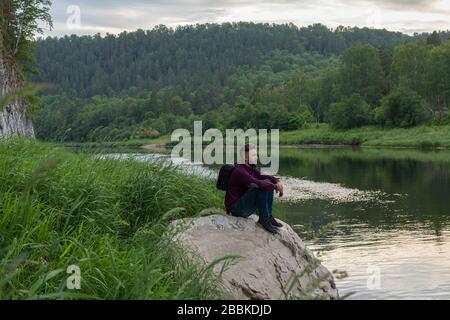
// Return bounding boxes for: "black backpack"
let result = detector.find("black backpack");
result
[216,164,235,191]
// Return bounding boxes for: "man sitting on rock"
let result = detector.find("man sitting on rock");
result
[225,143,284,234]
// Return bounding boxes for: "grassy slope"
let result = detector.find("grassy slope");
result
[280,124,450,149]
[0,138,228,299]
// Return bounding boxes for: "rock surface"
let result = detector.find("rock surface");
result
[0,33,35,138]
[170,213,338,300]
[0,104,35,138]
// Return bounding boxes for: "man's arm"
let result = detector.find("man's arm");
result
[254,169,279,184]
[235,167,277,191]
[253,168,283,197]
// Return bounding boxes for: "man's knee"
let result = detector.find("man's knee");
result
[257,189,274,197]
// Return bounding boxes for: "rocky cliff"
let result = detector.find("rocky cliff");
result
[0,33,34,138]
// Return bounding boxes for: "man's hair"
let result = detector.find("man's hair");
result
[244,143,256,153]
[241,143,256,155]
[240,143,257,164]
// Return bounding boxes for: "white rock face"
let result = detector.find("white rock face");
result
[0,103,35,138]
[170,214,338,300]
[0,38,35,138]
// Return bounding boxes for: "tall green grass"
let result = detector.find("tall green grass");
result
[0,138,227,299]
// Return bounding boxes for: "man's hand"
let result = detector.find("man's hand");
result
[276,182,284,197]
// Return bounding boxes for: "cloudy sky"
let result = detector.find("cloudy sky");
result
[42,0,450,37]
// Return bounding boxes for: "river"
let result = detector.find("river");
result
[275,147,450,299]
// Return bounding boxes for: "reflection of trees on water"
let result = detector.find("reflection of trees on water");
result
[278,148,450,234]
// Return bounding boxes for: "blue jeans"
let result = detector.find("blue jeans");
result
[230,188,274,222]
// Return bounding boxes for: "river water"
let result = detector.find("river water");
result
[95,146,450,299]
[276,147,450,300]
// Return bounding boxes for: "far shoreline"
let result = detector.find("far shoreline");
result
[56,124,450,152]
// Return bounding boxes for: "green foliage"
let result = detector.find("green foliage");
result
[34,23,414,98]
[441,107,450,125]
[338,45,385,106]
[389,43,430,94]
[298,109,315,128]
[0,139,227,299]
[376,87,431,128]
[426,31,442,46]
[1,0,53,74]
[167,96,192,116]
[271,109,313,131]
[283,67,314,112]
[326,94,372,130]
[315,68,340,122]
[424,40,450,115]
[34,93,160,141]
[389,40,450,118]
[30,24,450,142]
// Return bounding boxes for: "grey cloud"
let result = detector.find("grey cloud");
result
[45,0,449,36]
[363,0,438,10]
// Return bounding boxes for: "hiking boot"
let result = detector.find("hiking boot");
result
[258,219,278,234]
[269,217,283,228]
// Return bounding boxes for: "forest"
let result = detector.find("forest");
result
[32,23,450,142]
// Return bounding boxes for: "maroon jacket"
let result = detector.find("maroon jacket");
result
[225,164,279,211]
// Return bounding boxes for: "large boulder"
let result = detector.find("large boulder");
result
[169,213,338,300]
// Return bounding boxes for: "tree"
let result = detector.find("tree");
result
[424,41,450,117]
[283,67,314,112]
[426,31,441,46]
[378,46,393,93]
[167,96,192,116]
[389,43,429,94]
[316,68,339,122]
[326,94,372,129]
[1,0,53,74]
[375,87,431,127]
[338,44,385,106]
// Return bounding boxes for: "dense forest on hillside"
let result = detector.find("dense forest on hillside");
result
[32,23,450,142]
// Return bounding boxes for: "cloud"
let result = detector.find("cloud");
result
[42,0,450,37]
[348,0,436,10]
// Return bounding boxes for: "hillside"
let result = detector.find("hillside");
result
[35,22,415,97]
[32,23,450,143]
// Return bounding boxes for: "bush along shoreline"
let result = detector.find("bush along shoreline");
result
[0,138,229,299]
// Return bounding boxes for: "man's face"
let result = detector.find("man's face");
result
[248,149,258,165]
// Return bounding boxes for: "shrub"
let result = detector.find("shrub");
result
[376,87,431,127]
[431,107,450,125]
[326,94,372,129]
[298,109,314,128]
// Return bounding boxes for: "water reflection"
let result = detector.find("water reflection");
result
[278,147,450,299]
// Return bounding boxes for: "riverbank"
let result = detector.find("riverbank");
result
[58,124,450,151]
[141,124,450,150]
[279,124,450,149]
[0,138,225,299]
